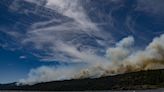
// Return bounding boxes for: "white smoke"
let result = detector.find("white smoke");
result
[19,34,164,85]
[106,36,134,62]
[19,65,85,85]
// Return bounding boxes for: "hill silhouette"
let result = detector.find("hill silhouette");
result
[1,69,164,91]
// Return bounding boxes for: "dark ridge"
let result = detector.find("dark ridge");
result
[1,69,164,91]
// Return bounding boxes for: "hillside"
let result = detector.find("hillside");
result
[1,69,164,91]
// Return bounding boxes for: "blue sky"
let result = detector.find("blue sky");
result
[0,48,33,83]
[0,48,65,83]
[0,0,164,84]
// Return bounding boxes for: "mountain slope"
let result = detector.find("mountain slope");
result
[1,69,164,91]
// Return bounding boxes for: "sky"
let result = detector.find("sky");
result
[0,0,164,84]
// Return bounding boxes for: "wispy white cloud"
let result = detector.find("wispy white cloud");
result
[22,0,113,62]
[45,0,99,31]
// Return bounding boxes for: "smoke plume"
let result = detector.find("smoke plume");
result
[19,34,164,85]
